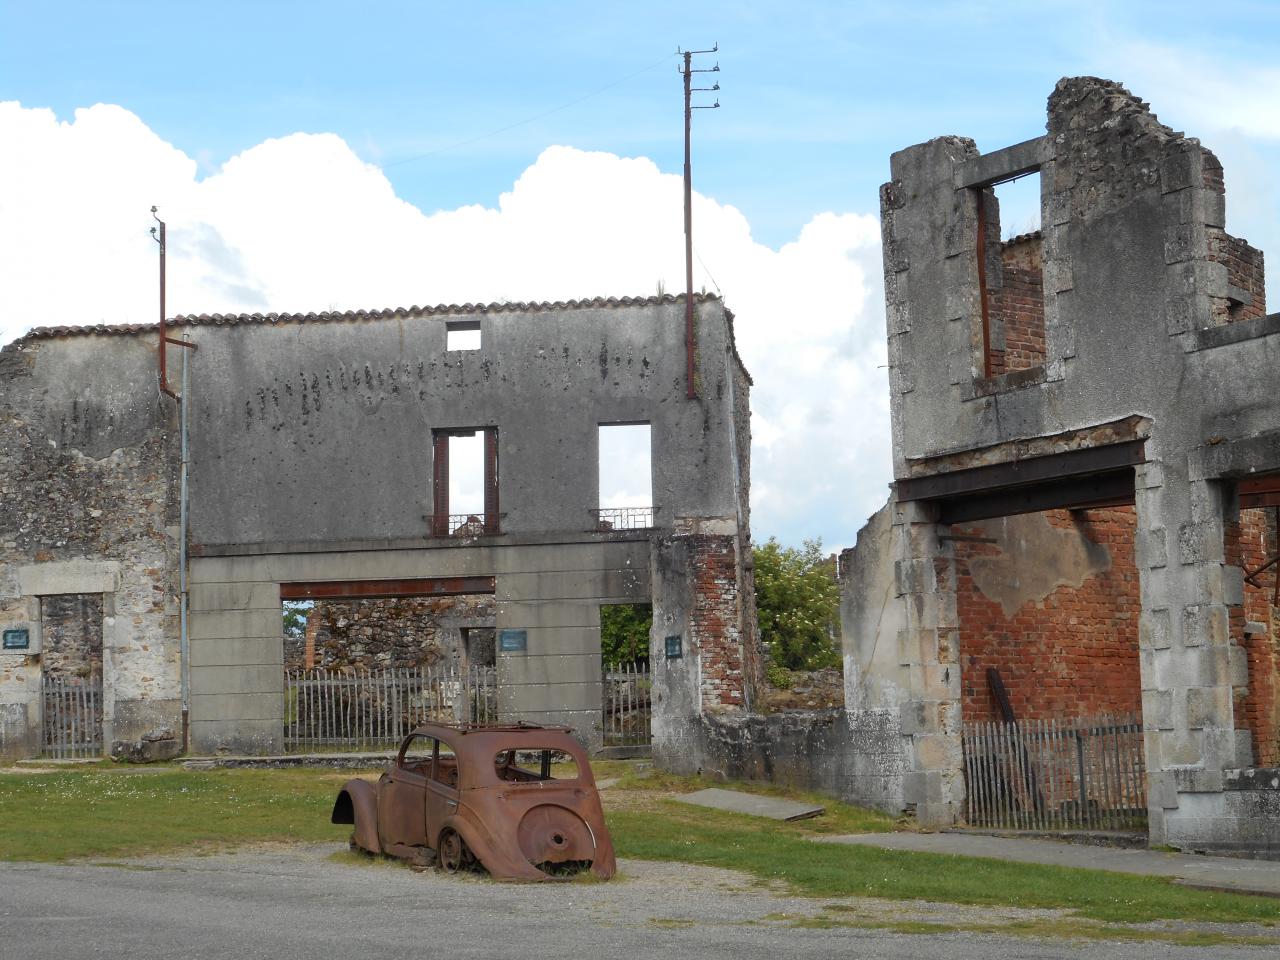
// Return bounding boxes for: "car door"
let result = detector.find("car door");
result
[377,734,432,850]
[424,736,461,846]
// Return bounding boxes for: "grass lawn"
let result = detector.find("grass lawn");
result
[2,760,1278,932]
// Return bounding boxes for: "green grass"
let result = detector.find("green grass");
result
[2,762,1279,933]
[607,797,1280,925]
[0,766,353,861]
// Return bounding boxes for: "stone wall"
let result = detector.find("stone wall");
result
[0,335,181,760]
[289,594,496,672]
[664,709,906,815]
[39,594,103,678]
[954,507,1142,724]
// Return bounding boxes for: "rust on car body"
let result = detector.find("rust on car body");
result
[331,722,617,881]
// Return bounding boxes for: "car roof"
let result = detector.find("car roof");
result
[402,722,582,753]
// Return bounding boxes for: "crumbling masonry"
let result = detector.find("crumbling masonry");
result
[1,295,761,760]
[843,77,1280,856]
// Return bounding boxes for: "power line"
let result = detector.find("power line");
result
[380,53,675,170]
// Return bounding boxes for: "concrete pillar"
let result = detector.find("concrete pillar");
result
[1136,461,1253,844]
[892,499,964,826]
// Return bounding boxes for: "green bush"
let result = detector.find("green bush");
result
[754,537,841,670]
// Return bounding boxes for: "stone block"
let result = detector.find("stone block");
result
[1140,608,1171,650]
[1172,767,1223,794]
[1136,527,1167,569]
[1142,689,1173,729]
[1181,603,1228,649]
[111,728,182,764]
[1163,223,1193,264]
[1159,148,1194,194]
[1186,686,1231,730]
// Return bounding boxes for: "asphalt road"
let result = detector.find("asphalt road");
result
[0,845,1272,960]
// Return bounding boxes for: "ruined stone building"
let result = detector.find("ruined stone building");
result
[843,77,1279,856]
[0,295,761,759]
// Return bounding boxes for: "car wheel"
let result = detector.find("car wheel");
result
[438,828,469,874]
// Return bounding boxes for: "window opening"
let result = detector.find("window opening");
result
[431,427,499,536]
[432,739,459,787]
[494,748,580,782]
[976,170,1045,379]
[446,320,481,351]
[595,422,653,530]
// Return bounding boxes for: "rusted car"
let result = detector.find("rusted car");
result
[331,722,616,881]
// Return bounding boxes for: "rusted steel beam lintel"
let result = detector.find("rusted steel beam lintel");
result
[1239,474,1280,509]
[937,470,1136,525]
[897,439,1146,503]
[280,576,495,600]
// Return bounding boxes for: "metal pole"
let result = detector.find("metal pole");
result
[683,50,695,401]
[179,337,191,752]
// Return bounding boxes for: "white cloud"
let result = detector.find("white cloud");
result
[0,101,890,548]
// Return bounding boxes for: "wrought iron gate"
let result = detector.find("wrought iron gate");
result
[962,714,1146,831]
[284,665,496,753]
[603,661,651,747]
[43,672,103,759]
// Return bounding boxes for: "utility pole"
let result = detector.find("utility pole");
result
[678,44,719,400]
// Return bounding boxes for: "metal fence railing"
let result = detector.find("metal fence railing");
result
[425,514,500,537]
[43,672,103,759]
[603,661,651,747]
[284,665,497,753]
[962,714,1147,832]
[591,507,654,531]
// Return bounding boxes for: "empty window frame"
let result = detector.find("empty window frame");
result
[431,427,499,536]
[446,320,482,351]
[975,171,1045,379]
[595,422,653,530]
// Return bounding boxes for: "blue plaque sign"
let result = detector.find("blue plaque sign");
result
[2,628,30,651]
[664,635,683,659]
[499,629,527,653]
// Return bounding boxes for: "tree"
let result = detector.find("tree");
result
[600,603,652,665]
[753,537,841,670]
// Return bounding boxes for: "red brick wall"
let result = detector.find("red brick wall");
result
[987,233,1046,375]
[1226,507,1279,766]
[955,507,1141,724]
[689,534,746,710]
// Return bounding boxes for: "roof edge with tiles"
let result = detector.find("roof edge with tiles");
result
[7,292,753,385]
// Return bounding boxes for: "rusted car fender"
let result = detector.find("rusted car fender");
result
[439,812,551,882]
[331,778,381,854]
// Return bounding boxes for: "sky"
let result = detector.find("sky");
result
[2,1,1278,550]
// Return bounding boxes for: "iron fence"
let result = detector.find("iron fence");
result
[962,714,1146,831]
[603,661,651,747]
[591,507,654,531]
[43,672,103,759]
[284,665,497,753]
[426,514,500,537]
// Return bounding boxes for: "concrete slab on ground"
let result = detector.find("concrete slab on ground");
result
[675,787,824,821]
[815,831,1280,898]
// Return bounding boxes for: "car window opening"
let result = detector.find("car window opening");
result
[494,748,579,782]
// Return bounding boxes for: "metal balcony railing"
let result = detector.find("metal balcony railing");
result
[425,513,500,538]
[590,506,654,531]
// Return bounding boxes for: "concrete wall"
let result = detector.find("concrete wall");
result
[186,298,743,548]
[0,334,182,760]
[189,539,649,754]
[660,709,907,815]
[869,76,1280,852]
[2,294,757,758]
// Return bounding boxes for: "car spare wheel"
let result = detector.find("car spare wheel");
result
[517,805,596,874]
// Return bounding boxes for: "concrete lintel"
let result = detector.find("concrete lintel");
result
[954,136,1052,189]
[18,559,120,597]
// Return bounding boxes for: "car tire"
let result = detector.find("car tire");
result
[437,828,469,874]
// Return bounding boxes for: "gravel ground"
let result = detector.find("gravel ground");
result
[0,844,1276,959]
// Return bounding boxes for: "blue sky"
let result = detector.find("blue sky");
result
[2,1,1278,548]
